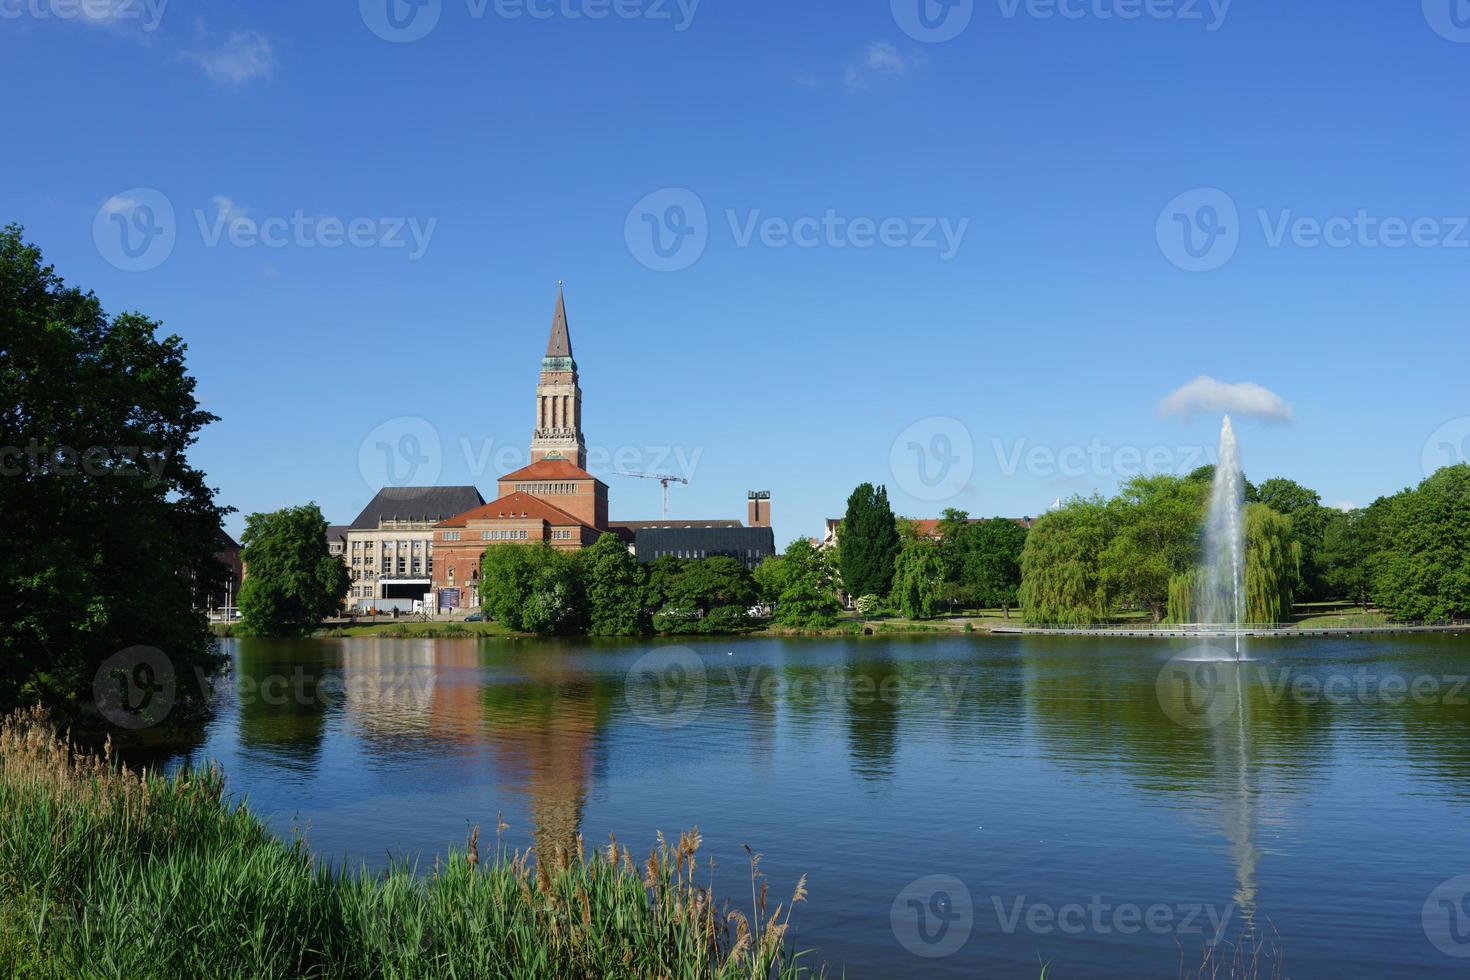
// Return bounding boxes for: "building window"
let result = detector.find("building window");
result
[443,531,461,542]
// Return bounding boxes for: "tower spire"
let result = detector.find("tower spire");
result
[546,282,572,359]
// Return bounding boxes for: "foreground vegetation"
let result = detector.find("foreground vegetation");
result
[0,709,822,979]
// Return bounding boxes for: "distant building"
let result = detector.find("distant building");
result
[214,529,244,609]
[634,525,776,570]
[346,486,485,612]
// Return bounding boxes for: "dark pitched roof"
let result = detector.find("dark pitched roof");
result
[633,526,777,568]
[324,525,351,542]
[351,486,486,529]
[546,286,572,359]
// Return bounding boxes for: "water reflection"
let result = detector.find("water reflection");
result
[147,633,1470,977]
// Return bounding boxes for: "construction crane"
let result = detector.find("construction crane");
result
[613,471,689,519]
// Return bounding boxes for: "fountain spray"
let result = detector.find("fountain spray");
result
[1203,416,1246,660]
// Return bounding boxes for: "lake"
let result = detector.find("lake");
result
[155,633,1470,978]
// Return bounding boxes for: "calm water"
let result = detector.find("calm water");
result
[156,634,1470,977]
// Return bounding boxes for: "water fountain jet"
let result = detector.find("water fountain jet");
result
[1203,416,1246,659]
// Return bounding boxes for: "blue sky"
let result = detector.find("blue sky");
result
[4,0,1469,544]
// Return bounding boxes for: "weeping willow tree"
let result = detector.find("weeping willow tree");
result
[1166,566,1203,623]
[1166,504,1300,624]
[1245,503,1300,624]
[1019,497,1114,624]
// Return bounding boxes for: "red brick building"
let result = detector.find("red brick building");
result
[431,289,611,610]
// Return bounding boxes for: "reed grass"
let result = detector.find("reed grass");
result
[0,707,824,979]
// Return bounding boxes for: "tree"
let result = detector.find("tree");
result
[755,539,841,628]
[0,225,228,715]
[237,504,349,637]
[1244,504,1299,624]
[960,519,1029,617]
[1256,477,1329,600]
[1100,475,1207,622]
[838,483,900,600]
[577,533,647,636]
[891,537,945,619]
[1319,507,1376,608]
[649,556,755,634]
[480,544,581,635]
[1370,465,1470,621]
[1018,497,1115,624]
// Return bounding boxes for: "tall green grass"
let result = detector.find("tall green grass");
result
[0,708,823,979]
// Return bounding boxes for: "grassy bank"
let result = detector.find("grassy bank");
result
[0,709,822,979]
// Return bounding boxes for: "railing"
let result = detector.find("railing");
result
[995,619,1470,633]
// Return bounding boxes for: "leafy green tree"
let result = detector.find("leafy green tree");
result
[648,556,755,634]
[1244,503,1299,624]
[838,483,900,599]
[577,533,647,636]
[0,226,228,714]
[891,537,945,619]
[1100,475,1208,622]
[480,543,581,634]
[1256,477,1329,600]
[237,504,349,637]
[960,519,1029,618]
[1319,507,1377,608]
[755,539,841,628]
[1370,465,1470,621]
[936,508,974,581]
[1019,497,1115,624]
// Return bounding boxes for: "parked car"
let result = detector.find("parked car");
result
[464,613,484,623]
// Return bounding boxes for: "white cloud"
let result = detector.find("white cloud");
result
[100,194,142,216]
[211,195,248,222]
[842,41,927,92]
[1157,376,1294,422]
[185,30,274,85]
